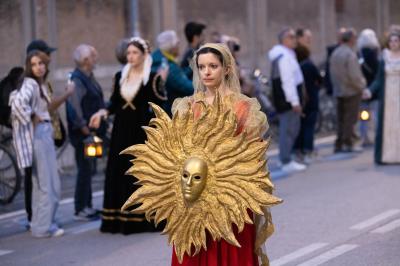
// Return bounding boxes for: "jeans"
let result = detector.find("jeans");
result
[294,109,318,153]
[278,110,301,164]
[31,122,61,236]
[73,141,94,214]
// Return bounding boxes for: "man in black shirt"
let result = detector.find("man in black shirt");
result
[180,22,206,80]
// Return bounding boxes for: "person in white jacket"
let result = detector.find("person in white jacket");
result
[268,27,307,173]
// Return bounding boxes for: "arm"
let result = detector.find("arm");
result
[48,82,75,112]
[310,62,323,86]
[10,79,36,125]
[106,72,121,116]
[89,73,122,129]
[368,60,385,98]
[66,78,90,134]
[347,52,366,92]
[278,55,300,106]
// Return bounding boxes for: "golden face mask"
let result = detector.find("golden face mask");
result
[181,157,208,203]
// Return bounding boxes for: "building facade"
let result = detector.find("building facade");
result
[0,0,399,90]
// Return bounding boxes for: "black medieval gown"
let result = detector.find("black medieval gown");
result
[100,71,166,234]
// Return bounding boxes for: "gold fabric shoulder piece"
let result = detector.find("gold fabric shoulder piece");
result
[121,92,282,263]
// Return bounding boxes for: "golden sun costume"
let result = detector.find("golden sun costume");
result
[121,43,282,266]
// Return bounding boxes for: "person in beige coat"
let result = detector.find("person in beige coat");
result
[330,28,366,152]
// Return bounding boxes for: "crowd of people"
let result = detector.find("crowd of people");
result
[268,25,400,174]
[0,18,399,265]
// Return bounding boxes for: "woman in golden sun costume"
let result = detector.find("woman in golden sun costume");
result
[121,43,282,266]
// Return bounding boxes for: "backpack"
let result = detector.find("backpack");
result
[270,54,293,113]
[0,67,24,128]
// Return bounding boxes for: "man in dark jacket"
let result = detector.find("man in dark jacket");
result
[180,22,206,80]
[151,30,194,116]
[330,29,366,152]
[66,44,106,221]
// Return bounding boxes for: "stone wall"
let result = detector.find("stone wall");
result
[1,0,399,83]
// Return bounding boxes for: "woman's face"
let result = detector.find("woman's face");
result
[388,35,400,52]
[126,44,145,67]
[30,56,47,79]
[197,52,225,90]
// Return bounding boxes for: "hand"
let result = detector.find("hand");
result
[292,105,303,114]
[32,114,42,127]
[362,89,372,100]
[89,109,107,129]
[81,126,91,136]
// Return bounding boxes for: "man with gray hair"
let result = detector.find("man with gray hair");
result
[66,44,106,220]
[151,30,193,115]
[330,28,366,152]
[268,27,307,173]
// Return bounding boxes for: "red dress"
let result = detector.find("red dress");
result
[171,97,260,266]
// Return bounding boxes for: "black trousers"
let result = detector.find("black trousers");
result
[73,141,94,214]
[335,94,362,150]
[24,166,32,222]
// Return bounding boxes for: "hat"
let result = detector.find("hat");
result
[26,40,57,55]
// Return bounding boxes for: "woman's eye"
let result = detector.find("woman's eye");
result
[210,64,218,69]
[198,65,205,70]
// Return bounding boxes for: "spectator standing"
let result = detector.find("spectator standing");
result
[9,50,73,237]
[268,27,307,173]
[357,29,380,146]
[324,28,346,95]
[180,22,206,80]
[294,28,323,164]
[151,30,194,116]
[330,28,366,153]
[66,44,106,221]
[89,37,167,234]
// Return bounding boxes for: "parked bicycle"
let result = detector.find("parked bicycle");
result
[0,125,21,204]
[252,68,279,140]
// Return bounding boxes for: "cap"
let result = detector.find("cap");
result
[26,40,57,55]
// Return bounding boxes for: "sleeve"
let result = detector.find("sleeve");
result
[347,52,366,92]
[10,80,35,126]
[66,78,87,129]
[242,97,269,140]
[310,62,323,85]
[149,73,168,105]
[171,97,190,116]
[107,72,121,115]
[278,56,300,106]
[166,64,194,96]
[369,60,385,99]
[324,46,336,95]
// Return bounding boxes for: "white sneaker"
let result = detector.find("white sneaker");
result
[51,228,64,237]
[83,207,98,216]
[281,160,307,173]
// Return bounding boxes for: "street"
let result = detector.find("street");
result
[0,137,399,266]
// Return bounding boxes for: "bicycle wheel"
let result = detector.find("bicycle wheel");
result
[0,144,21,204]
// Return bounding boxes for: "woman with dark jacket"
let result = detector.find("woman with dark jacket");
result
[357,29,380,146]
[294,29,323,163]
